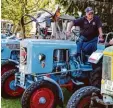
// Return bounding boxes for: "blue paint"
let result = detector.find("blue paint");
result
[9,80,16,90]
[1,38,20,63]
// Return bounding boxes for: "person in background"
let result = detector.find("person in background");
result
[67,7,104,57]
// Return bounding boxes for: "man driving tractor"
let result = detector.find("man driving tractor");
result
[67,7,104,56]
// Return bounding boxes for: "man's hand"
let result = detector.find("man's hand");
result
[98,34,104,42]
[99,33,103,38]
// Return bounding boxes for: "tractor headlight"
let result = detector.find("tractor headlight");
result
[38,54,46,61]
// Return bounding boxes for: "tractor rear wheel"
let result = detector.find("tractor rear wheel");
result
[90,66,102,88]
[21,80,59,108]
[67,86,100,108]
[1,69,24,99]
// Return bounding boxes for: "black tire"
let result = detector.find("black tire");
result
[21,80,59,108]
[67,86,100,108]
[1,69,24,99]
[90,66,102,88]
[1,64,17,76]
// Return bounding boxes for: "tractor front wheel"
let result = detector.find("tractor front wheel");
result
[67,86,100,108]
[1,69,24,99]
[21,80,59,108]
[1,64,17,76]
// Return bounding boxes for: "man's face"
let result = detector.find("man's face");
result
[86,12,94,20]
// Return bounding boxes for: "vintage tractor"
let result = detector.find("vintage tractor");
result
[1,20,26,98]
[1,38,25,99]
[1,38,20,76]
[67,46,113,108]
[8,32,109,108]
[1,18,23,76]
[1,19,24,76]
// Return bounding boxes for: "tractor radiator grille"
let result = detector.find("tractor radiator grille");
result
[102,56,111,80]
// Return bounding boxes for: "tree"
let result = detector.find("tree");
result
[1,0,57,24]
[1,0,55,38]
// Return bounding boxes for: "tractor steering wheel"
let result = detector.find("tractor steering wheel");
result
[105,32,113,43]
[98,32,113,44]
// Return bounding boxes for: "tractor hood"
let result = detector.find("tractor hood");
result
[1,38,20,61]
[20,39,77,74]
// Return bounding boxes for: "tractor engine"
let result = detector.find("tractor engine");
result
[50,49,71,85]
[53,49,69,72]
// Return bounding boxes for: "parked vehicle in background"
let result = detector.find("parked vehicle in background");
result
[1,19,13,38]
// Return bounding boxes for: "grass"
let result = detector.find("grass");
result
[1,98,21,108]
[1,88,73,108]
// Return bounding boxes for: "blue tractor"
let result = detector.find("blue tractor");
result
[9,36,107,108]
[1,19,21,76]
[1,39,20,74]
[1,18,24,76]
[1,19,25,98]
[1,38,25,98]
[1,23,21,76]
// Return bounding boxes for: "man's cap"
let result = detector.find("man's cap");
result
[85,7,94,13]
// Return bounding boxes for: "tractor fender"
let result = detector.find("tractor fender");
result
[43,76,64,104]
[2,59,19,67]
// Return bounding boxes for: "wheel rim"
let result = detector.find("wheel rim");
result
[30,88,54,108]
[1,65,15,76]
[4,75,24,97]
[78,96,91,108]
